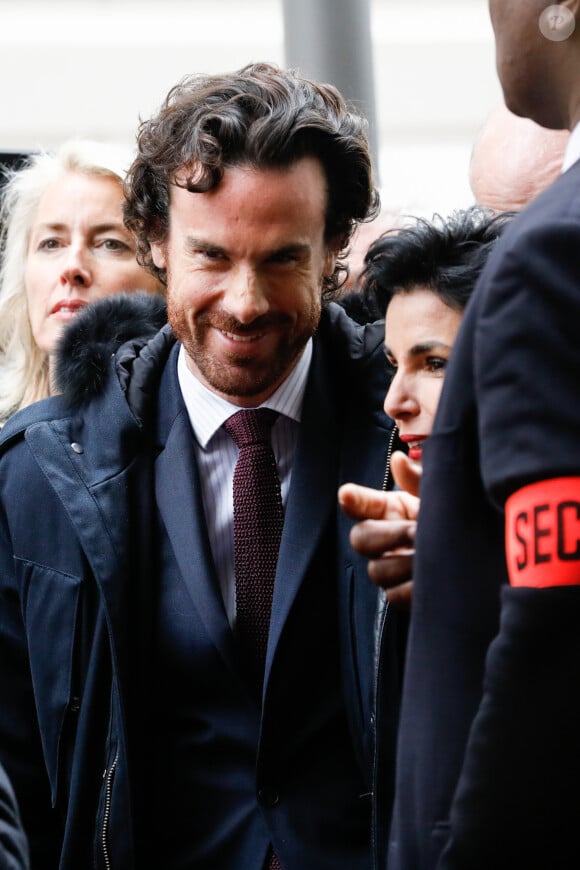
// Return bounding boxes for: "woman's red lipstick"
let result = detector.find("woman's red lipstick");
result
[399,434,428,462]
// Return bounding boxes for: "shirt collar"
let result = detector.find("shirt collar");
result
[177,339,313,448]
[562,121,580,173]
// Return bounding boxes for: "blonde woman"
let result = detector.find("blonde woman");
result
[0,139,163,423]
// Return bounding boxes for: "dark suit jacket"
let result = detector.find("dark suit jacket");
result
[0,299,398,869]
[388,158,580,870]
[146,321,392,868]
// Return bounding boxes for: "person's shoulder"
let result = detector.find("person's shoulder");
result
[0,292,171,454]
[509,161,580,239]
[475,164,580,299]
[317,301,385,365]
[316,302,391,420]
[0,395,66,452]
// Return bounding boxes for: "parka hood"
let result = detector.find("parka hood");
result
[53,291,168,408]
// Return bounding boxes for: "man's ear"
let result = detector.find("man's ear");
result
[323,252,337,279]
[150,240,167,270]
[323,240,342,279]
[547,0,580,30]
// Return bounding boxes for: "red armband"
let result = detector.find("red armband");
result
[505,477,580,588]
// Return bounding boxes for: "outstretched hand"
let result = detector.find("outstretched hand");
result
[338,451,422,609]
[390,450,421,497]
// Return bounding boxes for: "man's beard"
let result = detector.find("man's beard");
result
[168,300,320,399]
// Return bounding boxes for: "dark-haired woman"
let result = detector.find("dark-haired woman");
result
[340,204,513,597]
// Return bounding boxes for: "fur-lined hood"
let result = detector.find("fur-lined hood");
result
[53,291,168,408]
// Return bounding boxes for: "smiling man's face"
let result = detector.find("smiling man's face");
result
[152,157,337,407]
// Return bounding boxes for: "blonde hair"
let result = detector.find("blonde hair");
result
[0,139,138,423]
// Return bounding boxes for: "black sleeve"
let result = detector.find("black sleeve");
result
[439,585,580,869]
[440,207,580,867]
[477,213,580,501]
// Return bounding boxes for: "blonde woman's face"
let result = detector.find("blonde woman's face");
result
[25,170,161,354]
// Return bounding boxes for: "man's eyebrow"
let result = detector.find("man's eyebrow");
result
[266,243,311,257]
[184,239,312,258]
[185,237,226,253]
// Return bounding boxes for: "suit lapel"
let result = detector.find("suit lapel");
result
[264,340,340,682]
[154,353,238,675]
[154,332,390,698]
[264,323,392,704]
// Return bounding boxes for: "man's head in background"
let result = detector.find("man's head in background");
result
[469,102,569,211]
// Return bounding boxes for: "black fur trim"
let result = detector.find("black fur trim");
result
[53,291,167,406]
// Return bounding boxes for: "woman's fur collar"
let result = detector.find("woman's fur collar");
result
[53,291,167,406]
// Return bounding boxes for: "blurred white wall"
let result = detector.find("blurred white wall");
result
[374,2,502,215]
[0,0,502,217]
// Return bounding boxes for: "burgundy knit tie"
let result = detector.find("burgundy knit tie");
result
[224,408,284,691]
[266,850,282,870]
[225,410,285,870]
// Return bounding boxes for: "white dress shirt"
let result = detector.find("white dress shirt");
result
[177,341,313,626]
[561,121,580,173]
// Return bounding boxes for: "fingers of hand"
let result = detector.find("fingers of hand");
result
[338,482,392,520]
[391,451,422,497]
[339,483,419,522]
[367,551,414,588]
[349,518,416,559]
[396,490,420,520]
[385,580,413,610]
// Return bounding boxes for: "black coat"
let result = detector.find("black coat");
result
[388,157,580,869]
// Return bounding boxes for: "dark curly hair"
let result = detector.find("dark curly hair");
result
[360,205,515,318]
[123,62,380,297]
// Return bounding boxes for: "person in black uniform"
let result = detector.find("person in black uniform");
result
[384,2,580,868]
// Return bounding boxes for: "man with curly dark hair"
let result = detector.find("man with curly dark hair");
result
[0,63,399,869]
[124,62,379,297]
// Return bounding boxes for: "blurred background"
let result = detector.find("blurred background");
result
[0,0,501,217]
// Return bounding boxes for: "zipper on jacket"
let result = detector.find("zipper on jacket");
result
[371,591,388,868]
[101,752,118,870]
[382,425,398,492]
[370,423,397,867]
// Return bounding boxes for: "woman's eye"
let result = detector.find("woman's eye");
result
[425,356,447,373]
[37,238,62,251]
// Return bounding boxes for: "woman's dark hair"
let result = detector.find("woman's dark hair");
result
[124,62,380,297]
[360,205,515,317]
